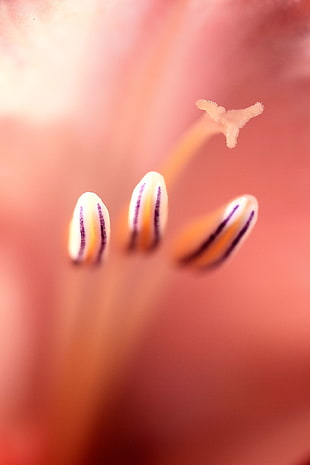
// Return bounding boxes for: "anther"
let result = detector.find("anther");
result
[173,195,258,270]
[68,192,110,265]
[128,171,168,251]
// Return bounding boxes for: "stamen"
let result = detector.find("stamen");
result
[173,195,258,270]
[163,100,264,188]
[128,171,168,251]
[68,192,110,265]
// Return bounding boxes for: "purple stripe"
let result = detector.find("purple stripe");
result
[180,204,240,264]
[215,209,255,264]
[95,203,107,264]
[200,209,256,271]
[76,205,86,262]
[129,182,146,250]
[151,186,161,249]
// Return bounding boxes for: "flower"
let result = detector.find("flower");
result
[0,1,310,465]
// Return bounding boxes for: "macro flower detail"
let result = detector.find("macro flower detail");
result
[68,192,110,265]
[173,195,258,270]
[127,171,168,252]
[68,100,263,270]
[1,2,309,464]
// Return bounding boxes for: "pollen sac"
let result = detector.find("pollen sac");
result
[128,171,168,251]
[68,192,110,265]
[173,195,258,270]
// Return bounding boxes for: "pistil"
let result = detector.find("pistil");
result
[163,100,263,189]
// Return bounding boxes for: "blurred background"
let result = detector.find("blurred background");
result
[0,1,310,464]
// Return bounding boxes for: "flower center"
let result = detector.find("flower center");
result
[48,99,263,465]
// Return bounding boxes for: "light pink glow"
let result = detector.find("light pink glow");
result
[0,1,309,464]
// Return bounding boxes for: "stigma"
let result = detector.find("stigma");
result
[173,195,258,270]
[127,171,168,252]
[68,192,110,265]
[196,100,264,149]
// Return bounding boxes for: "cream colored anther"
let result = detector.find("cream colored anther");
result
[68,192,110,265]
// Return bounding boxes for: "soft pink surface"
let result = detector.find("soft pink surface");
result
[0,1,310,464]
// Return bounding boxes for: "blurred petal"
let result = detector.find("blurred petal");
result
[0,1,310,465]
